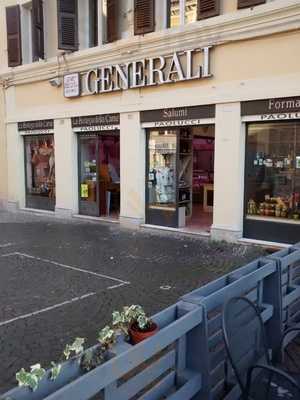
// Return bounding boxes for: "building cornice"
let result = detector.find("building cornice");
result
[1,0,300,86]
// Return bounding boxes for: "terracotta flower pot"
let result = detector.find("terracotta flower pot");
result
[129,322,159,344]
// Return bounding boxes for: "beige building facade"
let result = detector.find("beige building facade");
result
[1,0,300,245]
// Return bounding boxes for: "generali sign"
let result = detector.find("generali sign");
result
[64,46,213,98]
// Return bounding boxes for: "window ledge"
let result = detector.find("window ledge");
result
[1,0,300,85]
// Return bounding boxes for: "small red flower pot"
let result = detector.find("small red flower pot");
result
[129,322,159,344]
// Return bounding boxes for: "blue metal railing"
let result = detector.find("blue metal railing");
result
[3,242,300,400]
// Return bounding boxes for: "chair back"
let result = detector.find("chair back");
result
[249,367,300,400]
[222,296,270,395]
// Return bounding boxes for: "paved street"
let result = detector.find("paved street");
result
[0,210,264,394]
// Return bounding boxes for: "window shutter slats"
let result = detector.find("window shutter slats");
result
[197,0,220,20]
[238,0,266,9]
[57,0,78,51]
[32,0,44,61]
[89,0,98,47]
[106,0,118,43]
[6,5,22,67]
[134,0,155,36]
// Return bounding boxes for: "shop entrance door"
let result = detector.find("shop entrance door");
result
[186,126,215,233]
[78,132,120,218]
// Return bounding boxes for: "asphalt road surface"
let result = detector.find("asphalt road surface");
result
[0,210,265,394]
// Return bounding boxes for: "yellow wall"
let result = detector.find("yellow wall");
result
[0,85,7,208]
[11,30,300,119]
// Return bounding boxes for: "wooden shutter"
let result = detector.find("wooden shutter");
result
[238,0,266,9]
[89,0,98,47]
[32,0,44,61]
[106,0,118,43]
[134,0,155,35]
[57,0,78,51]
[197,0,220,20]
[6,5,22,67]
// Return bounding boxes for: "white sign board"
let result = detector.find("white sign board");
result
[64,73,80,98]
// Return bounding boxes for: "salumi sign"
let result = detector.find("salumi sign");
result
[140,105,215,127]
[64,46,213,98]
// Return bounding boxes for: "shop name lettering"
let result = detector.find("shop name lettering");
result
[85,47,212,95]
[154,119,202,127]
[261,112,300,120]
[268,98,300,112]
[72,115,119,126]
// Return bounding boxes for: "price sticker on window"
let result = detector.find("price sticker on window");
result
[81,184,89,198]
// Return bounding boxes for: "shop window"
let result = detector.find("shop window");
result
[245,122,300,223]
[24,135,55,211]
[147,130,177,209]
[79,137,98,215]
[78,134,120,218]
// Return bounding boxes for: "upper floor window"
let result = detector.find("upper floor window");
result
[167,0,220,28]
[57,0,78,51]
[238,0,266,8]
[168,0,198,28]
[6,0,44,67]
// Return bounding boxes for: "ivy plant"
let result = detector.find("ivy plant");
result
[16,364,46,392]
[63,337,85,360]
[50,362,62,381]
[112,305,152,333]
[12,304,152,395]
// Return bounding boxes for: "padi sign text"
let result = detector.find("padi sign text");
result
[64,47,213,98]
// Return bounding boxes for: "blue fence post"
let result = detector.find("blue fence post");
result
[104,382,118,400]
[261,258,282,358]
[180,298,211,400]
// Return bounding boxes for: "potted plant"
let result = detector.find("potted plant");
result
[112,305,158,345]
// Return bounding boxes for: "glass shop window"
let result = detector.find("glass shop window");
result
[245,122,300,222]
[79,136,97,205]
[25,135,55,201]
[147,130,177,209]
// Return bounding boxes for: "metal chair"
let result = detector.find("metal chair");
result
[222,296,300,400]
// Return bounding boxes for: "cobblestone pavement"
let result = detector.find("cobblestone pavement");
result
[0,210,265,393]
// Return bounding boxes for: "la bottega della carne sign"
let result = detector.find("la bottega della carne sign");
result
[63,46,213,98]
